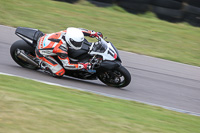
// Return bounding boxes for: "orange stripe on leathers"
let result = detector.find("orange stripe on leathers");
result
[45,32,62,48]
[53,40,67,54]
[55,68,65,76]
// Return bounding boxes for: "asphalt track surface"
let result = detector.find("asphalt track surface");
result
[0,25,200,116]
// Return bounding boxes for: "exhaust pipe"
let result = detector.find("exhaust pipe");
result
[16,49,39,67]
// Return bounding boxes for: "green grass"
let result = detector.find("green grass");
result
[0,0,200,66]
[0,74,200,133]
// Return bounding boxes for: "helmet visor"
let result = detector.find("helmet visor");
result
[70,38,82,48]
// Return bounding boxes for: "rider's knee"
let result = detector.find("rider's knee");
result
[54,68,65,77]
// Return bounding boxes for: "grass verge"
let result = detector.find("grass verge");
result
[0,0,200,66]
[0,74,200,133]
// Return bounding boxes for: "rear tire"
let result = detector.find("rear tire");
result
[98,66,131,88]
[10,40,38,70]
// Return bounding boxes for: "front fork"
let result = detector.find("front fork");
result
[100,69,122,84]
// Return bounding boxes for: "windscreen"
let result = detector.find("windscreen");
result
[93,38,108,53]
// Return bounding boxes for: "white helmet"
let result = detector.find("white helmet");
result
[65,27,84,50]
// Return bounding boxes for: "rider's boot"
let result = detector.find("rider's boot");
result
[40,61,63,78]
[35,58,52,74]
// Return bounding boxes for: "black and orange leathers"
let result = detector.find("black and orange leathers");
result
[35,28,101,77]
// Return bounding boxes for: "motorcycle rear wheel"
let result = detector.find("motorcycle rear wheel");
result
[98,66,131,88]
[10,40,38,70]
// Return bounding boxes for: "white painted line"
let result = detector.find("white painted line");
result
[0,72,200,117]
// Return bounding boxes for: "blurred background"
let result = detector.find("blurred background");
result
[0,1,200,132]
[0,0,199,66]
[60,0,200,27]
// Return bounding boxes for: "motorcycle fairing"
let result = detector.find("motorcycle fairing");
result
[15,27,44,47]
[90,40,117,61]
[99,60,121,70]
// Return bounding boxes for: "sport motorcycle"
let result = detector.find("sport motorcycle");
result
[10,27,131,87]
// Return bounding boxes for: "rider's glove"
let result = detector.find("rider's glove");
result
[97,32,103,38]
[79,63,91,70]
[90,32,103,38]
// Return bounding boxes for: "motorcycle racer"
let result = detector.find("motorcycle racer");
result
[35,27,103,77]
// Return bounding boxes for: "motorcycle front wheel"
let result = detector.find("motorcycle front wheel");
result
[98,66,131,88]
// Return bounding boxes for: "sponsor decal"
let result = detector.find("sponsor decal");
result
[40,50,53,55]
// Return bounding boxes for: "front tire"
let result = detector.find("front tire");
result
[98,66,131,88]
[10,40,38,70]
